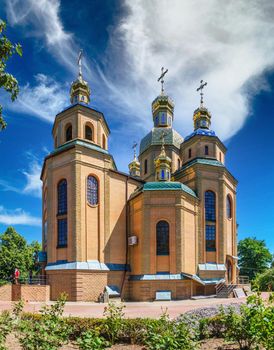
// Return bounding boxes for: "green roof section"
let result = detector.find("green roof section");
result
[143,181,197,198]
[50,139,109,156]
[181,157,224,172]
[139,127,183,154]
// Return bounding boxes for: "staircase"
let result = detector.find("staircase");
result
[216,282,237,298]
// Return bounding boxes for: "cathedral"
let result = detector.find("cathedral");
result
[41,56,238,301]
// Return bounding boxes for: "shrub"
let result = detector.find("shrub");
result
[253,268,274,291]
[76,328,110,350]
[214,293,274,350]
[0,311,13,350]
[144,310,198,350]
[18,293,71,350]
[103,301,125,344]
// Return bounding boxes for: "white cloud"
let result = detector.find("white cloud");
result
[11,74,68,122]
[0,206,41,226]
[22,159,42,198]
[0,152,42,198]
[5,0,274,143]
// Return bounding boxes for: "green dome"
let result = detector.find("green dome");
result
[139,127,183,155]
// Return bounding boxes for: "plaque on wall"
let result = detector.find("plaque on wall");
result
[155,290,172,301]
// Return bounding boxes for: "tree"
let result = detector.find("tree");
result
[0,19,22,130]
[0,226,41,281]
[238,237,272,280]
[253,268,274,291]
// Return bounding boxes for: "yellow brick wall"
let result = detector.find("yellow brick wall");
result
[0,284,12,301]
[12,285,50,302]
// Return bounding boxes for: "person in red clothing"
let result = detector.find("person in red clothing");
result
[14,268,20,284]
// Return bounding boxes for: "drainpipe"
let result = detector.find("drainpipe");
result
[120,176,129,299]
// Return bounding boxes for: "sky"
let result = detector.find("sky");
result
[0,0,274,252]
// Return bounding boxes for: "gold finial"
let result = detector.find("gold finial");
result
[196,79,207,106]
[157,67,168,94]
[77,49,83,79]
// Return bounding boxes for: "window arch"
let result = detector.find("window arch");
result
[85,124,93,141]
[102,134,106,149]
[65,124,72,142]
[57,179,67,247]
[87,175,99,205]
[226,195,232,219]
[205,191,216,221]
[188,148,192,158]
[144,159,148,174]
[156,220,169,255]
[205,191,216,251]
[205,145,209,155]
[57,179,67,215]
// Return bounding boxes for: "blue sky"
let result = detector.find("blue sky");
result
[0,0,274,252]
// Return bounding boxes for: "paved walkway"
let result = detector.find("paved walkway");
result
[0,295,254,319]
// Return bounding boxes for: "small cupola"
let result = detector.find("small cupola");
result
[129,143,140,177]
[152,67,174,128]
[154,132,172,181]
[193,79,211,130]
[70,50,91,105]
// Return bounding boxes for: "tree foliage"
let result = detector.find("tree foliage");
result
[0,226,41,281]
[238,237,272,280]
[0,19,22,130]
[254,268,274,291]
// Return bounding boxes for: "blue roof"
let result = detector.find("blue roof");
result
[143,181,197,198]
[184,128,216,141]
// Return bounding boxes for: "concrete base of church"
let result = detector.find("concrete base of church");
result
[126,280,216,301]
[47,270,127,302]
[46,270,218,302]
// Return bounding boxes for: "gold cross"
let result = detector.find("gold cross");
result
[77,49,83,78]
[157,67,168,94]
[132,142,138,158]
[196,79,207,106]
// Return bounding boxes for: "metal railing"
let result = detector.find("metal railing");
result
[17,275,49,285]
[237,275,250,285]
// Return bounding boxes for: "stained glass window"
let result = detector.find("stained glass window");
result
[57,218,67,247]
[161,169,165,179]
[206,224,216,251]
[85,125,93,141]
[57,179,67,215]
[87,176,98,205]
[227,195,232,219]
[205,191,216,221]
[156,221,169,255]
[65,124,72,142]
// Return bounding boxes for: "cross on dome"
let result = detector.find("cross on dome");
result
[157,67,168,94]
[196,79,207,106]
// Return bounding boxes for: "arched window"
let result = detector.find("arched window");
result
[219,152,222,162]
[87,175,99,205]
[205,191,216,221]
[57,179,67,215]
[177,159,180,170]
[57,179,67,247]
[226,195,232,219]
[205,190,216,251]
[188,148,192,158]
[156,221,169,255]
[85,125,93,141]
[102,134,106,149]
[144,159,148,174]
[205,145,209,155]
[54,137,57,148]
[65,124,72,142]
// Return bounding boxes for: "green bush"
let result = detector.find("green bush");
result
[144,310,198,350]
[253,268,274,291]
[18,293,71,350]
[76,328,110,350]
[0,311,13,350]
[103,301,125,344]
